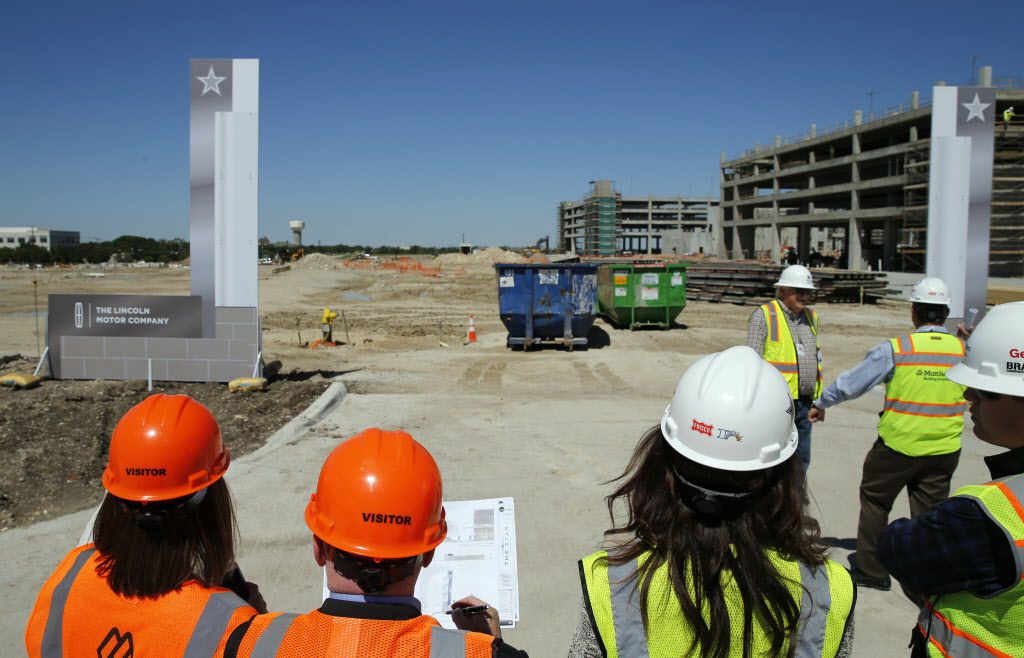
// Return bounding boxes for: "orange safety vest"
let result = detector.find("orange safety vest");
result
[229,609,495,657]
[26,544,257,658]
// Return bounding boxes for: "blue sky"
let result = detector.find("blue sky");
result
[1,1,1019,247]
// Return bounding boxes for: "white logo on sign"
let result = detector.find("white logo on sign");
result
[196,66,227,96]
[74,302,83,329]
[962,93,990,123]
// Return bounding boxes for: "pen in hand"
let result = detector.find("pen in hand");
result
[445,604,489,616]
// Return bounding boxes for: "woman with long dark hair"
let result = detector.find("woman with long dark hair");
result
[26,394,265,657]
[571,346,856,658]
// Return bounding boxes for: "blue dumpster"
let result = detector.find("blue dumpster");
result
[494,263,599,350]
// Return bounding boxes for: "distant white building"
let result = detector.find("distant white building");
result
[0,227,80,251]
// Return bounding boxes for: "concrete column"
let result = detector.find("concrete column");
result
[911,91,920,110]
[980,66,992,87]
[910,125,919,142]
[770,222,783,262]
[854,110,863,126]
[883,218,898,271]
[775,135,782,148]
[847,217,863,270]
[647,198,653,255]
[810,123,817,138]
[798,224,811,264]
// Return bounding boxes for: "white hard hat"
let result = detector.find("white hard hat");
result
[909,277,951,307]
[947,302,1024,397]
[774,264,815,290]
[661,346,798,471]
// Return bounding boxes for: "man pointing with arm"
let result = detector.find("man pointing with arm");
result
[808,278,966,590]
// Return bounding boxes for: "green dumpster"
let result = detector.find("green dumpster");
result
[597,262,687,329]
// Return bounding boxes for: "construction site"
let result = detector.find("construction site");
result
[0,245,1017,656]
[4,41,1024,657]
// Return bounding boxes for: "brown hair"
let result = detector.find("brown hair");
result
[603,426,825,658]
[92,479,237,598]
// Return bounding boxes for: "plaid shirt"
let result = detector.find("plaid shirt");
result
[748,302,819,397]
[878,448,1024,596]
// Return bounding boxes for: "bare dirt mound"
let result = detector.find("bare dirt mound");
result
[0,358,329,530]
[291,253,342,271]
[434,247,526,269]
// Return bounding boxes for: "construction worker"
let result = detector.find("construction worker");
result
[1003,105,1015,129]
[321,306,338,343]
[747,263,823,467]
[571,346,855,658]
[223,428,528,657]
[808,278,965,591]
[877,302,1024,657]
[26,394,264,657]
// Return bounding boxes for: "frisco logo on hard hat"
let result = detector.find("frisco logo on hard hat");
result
[691,419,713,437]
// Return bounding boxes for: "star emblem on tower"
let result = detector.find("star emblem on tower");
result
[196,66,227,96]
[961,93,990,123]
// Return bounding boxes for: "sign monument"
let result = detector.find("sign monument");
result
[48,59,262,383]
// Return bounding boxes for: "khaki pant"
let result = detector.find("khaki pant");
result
[856,438,960,580]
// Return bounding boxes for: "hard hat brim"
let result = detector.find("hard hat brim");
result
[774,281,816,290]
[947,362,1024,397]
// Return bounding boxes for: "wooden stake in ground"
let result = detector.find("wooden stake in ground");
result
[295,316,305,347]
[340,307,351,346]
[32,280,40,357]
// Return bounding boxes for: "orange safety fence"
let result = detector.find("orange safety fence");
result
[342,258,452,278]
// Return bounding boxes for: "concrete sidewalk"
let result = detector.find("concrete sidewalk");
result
[1,346,999,657]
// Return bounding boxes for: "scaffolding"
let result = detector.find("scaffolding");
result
[900,140,929,273]
[899,124,1024,277]
[992,124,1024,276]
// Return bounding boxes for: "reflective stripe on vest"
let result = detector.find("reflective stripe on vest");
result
[250,613,299,658]
[240,614,471,657]
[795,561,832,658]
[182,591,253,658]
[879,332,966,456]
[40,547,96,657]
[882,398,968,417]
[760,300,822,397]
[604,556,836,658]
[429,626,471,658]
[607,560,650,658]
[917,475,1024,657]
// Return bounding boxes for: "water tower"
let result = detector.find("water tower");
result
[289,220,305,246]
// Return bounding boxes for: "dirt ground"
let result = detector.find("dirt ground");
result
[1,252,977,657]
[0,252,908,530]
[0,360,328,529]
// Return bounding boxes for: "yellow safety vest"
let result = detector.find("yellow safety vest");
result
[917,474,1024,657]
[579,549,854,658]
[1005,108,1015,123]
[758,300,823,399]
[877,332,966,457]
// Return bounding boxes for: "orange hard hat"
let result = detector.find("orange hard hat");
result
[305,428,447,560]
[101,394,230,502]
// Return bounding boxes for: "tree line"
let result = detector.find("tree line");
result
[0,236,508,265]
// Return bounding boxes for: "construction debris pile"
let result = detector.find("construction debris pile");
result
[683,261,890,305]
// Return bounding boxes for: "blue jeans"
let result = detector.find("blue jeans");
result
[794,398,813,467]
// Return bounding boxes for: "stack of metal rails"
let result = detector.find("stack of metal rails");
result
[683,261,889,305]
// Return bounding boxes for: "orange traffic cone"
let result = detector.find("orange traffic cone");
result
[466,314,477,344]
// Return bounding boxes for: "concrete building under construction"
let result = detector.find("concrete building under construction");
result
[720,66,1024,276]
[558,180,720,256]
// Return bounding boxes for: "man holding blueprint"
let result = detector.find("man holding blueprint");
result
[224,428,528,658]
